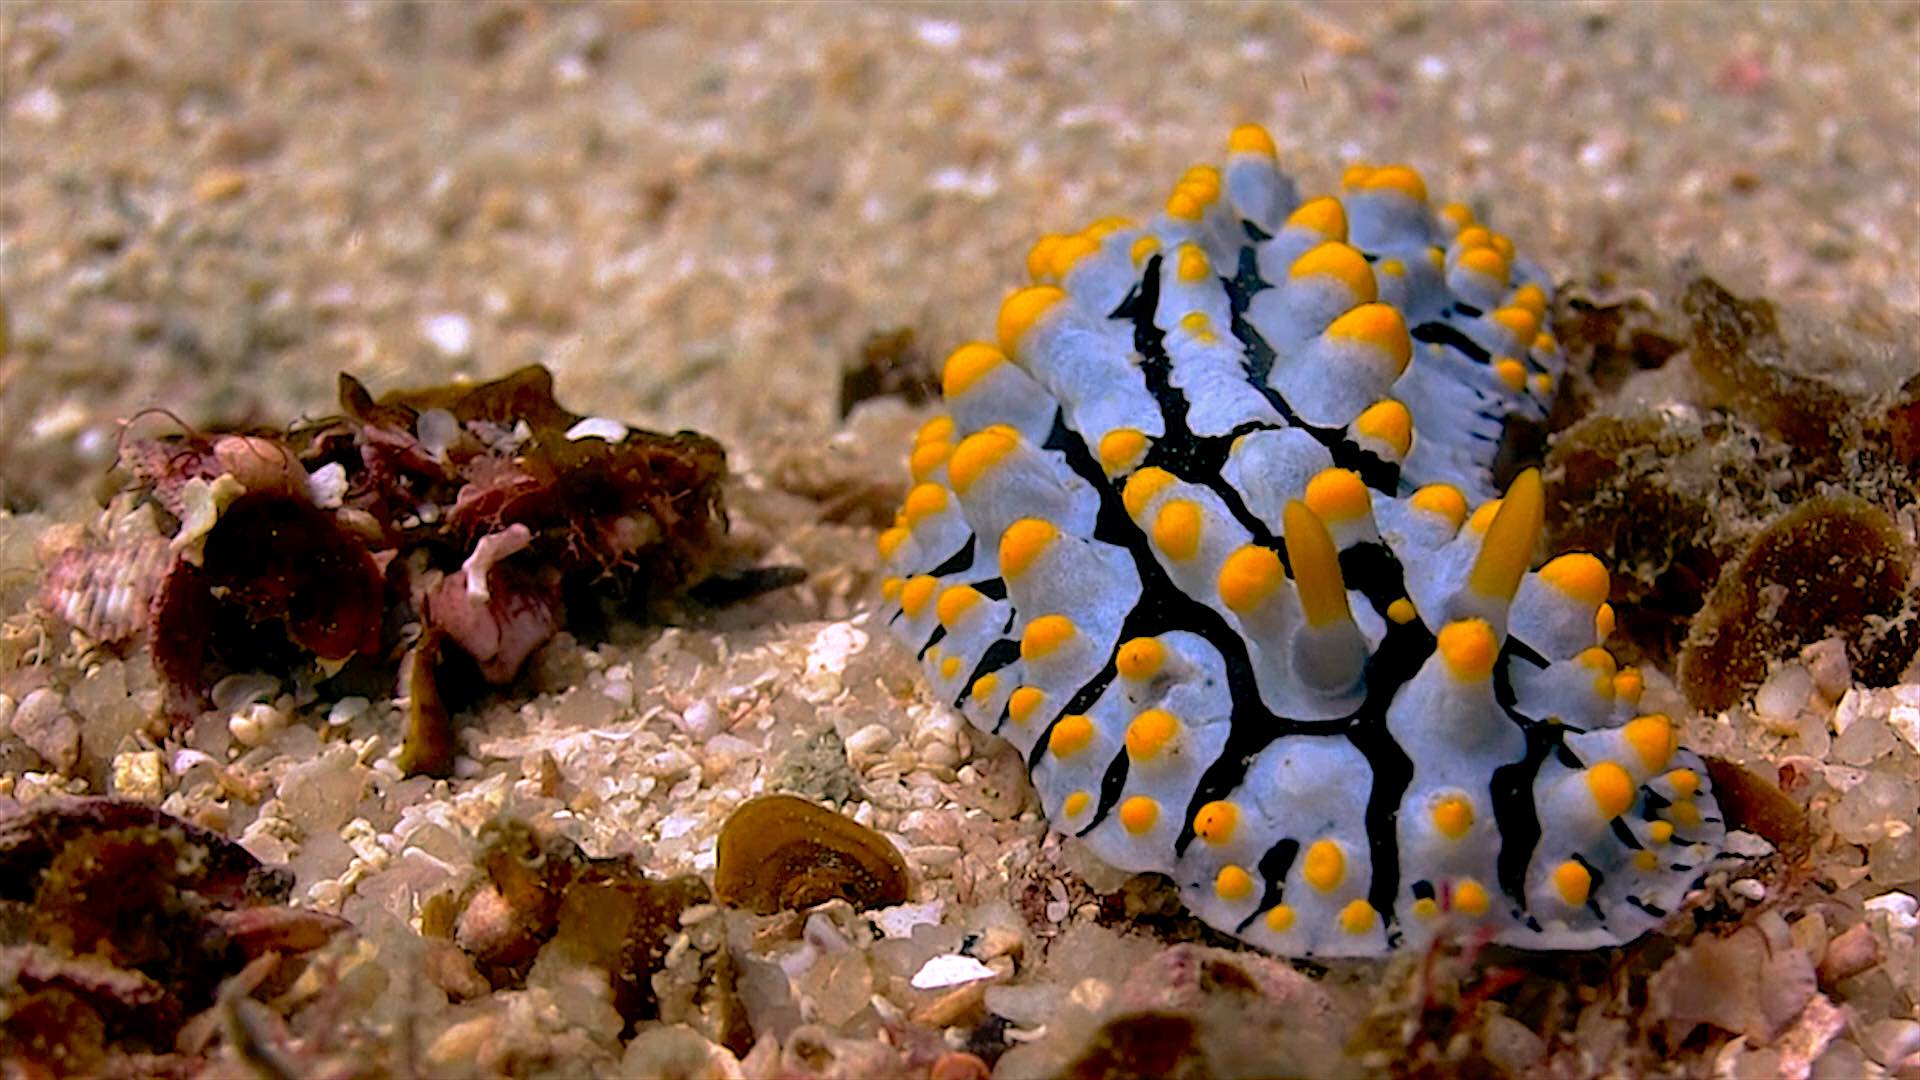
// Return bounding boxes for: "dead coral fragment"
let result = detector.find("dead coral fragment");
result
[714,794,910,915]
[1678,495,1912,713]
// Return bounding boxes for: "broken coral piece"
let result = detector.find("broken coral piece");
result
[713,794,911,915]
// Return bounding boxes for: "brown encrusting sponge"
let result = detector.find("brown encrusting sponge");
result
[1679,496,1913,714]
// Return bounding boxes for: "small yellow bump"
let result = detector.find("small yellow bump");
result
[900,575,939,618]
[1021,614,1077,661]
[1454,226,1493,252]
[1409,484,1468,528]
[1468,469,1545,602]
[1412,897,1439,919]
[1124,708,1181,762]
[1596,603,1618,641]
[1468,499,1503,534]
[1438,202,1475,232]
[1353,400,1413,458]
[1624,714,1676,772]
[1578,646,1618,696]
[1431,793,1475,839]
[903,482,950,527]
[1494,357,1528,392]
[1026,233,1065,281]
[1540,553,1610,606]
[1586,761,1636,820]
[1215,864,1255,902]
[937,585,983,628]
[1193,801,1239,846]
[1530,372,1553,397]
[1217,543,1284,614]
[1341,163,1375,188]
[1378,258,1405,278]
[880,576,905,601]
[1048,714,1095,758]
[1178,311,1212,334]
[1007,686,1046,726]
[1129,234,1161,266]
[1511,283,1548,318]
[909,440,952,482]
[1670,799,1703,828]
[1283,501,1350,627]
[1048,233,1102,279]
[1228,123,1277,159]
[1303,839,1344,892]
[915,415,955,446]
[1122,466,1178,518]
[997,285,1066,352]
[1613,666,1643,707]
[1087,215,1134,239]
[1305,467,1371,524]
[1387,597,1417,624]
[1532,331,1558,354]
[1175,243,1212,283]
[1098,428,1148,474]
[1426,245,1446,271]
[1116,637,1167,680]
[1459,245,1511,283]
[1634,850,1660,873]
[1284,196,1348,241]
[1648,820,1675,845]
[1152,499,1204,560]
[1180,164,1222,198]
[1437,618,1498,680]
[1119,796,1159,835]
[1453,878,1490,916]
[1666,768,1700,798]
[1552,860,1592,907]
[970,673,1000,703]
[1492,306,1540,346]
[1358,164,1428,203]
[940,655,963,679]
[1062,790,1091,818]
[1489,233,1515,261]
[948,424,1020,495]
[998,518,1058,580]
[1289,241,1378,303]
[877,526,911,561]
[1265,904,1296,933]
[1165,188,1206,221]
[942,342,1008,399]
[1338,899,1378,935]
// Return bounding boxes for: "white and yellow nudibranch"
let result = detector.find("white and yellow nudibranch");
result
[878,126,1727,957]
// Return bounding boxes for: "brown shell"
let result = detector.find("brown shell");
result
[713,795,910,915]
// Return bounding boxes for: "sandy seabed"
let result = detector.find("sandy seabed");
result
[1,3,1918,1077]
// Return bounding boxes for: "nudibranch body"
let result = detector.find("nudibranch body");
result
[877,126,1726,957]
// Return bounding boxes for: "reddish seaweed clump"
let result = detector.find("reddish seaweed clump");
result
[37,365,750,774]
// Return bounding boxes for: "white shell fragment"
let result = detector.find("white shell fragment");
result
[564,417,629,442]
[909,953,999,989]
[876,125,1728,957]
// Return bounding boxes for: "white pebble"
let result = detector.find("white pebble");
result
[328,696,370,727]
[228,702,287,747]
[421,313,473,358]
[564,417,628,442]
[911,953,997,989]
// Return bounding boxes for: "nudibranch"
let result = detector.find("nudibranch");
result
[876,126,1726,956]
